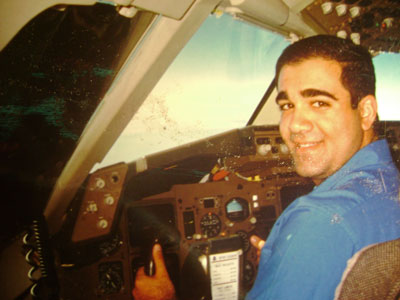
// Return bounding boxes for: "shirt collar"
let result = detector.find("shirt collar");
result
[315,139,393,191]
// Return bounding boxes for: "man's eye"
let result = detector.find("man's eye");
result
[279,103,293,111]
[312,101,329,108]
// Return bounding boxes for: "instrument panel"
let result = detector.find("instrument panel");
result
[131,174,312,293]
[302,0,400,53]
[54,122,400,299]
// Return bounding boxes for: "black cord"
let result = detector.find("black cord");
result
[23,216,59,300]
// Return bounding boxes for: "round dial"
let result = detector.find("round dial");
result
[98,262,123,295]
[200,213,221,238]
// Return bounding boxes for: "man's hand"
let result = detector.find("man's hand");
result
[132,244,176,300]
[250,235,265,265]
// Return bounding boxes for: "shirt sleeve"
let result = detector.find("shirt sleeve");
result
[246,207,355,300]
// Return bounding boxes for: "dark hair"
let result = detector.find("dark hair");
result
[275,35,376,109]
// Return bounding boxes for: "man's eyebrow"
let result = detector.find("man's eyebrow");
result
[301,89,338,101]
[275,91,288,103]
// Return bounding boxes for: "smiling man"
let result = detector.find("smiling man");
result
[247,35,400,299]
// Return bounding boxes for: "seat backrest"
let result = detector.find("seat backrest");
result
[334,238,400,300]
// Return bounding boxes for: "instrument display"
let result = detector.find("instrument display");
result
[226,197,249,222]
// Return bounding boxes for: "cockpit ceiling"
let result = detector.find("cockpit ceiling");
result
[301,0,400,53]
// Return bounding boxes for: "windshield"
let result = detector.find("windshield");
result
[94,14,289,170]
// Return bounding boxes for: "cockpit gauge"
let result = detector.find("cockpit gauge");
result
[200,213,221,238]
[225,197,249,222]
[98,261,124,295]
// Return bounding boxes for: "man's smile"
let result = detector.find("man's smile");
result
[291,140,323,153]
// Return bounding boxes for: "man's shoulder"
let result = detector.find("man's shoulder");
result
[283,167,400,246]
[312,139,399,212]
[299,167,399,219]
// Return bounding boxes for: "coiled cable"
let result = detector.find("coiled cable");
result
[22,216,59,299]
[22,229,40,298]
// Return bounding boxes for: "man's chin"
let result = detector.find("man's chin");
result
[294,163,330,185]
[294,163,323,179]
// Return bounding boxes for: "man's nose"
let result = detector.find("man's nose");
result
[289,107,312,133]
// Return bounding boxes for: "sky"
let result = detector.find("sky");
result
[93,13,400,171]
[373,53,400,120]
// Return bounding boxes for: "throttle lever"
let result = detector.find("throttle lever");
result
[144,238,158,276]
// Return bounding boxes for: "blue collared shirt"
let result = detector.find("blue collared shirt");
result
[246,139,400,300]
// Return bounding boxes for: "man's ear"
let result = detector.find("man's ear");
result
[358,95,377,131]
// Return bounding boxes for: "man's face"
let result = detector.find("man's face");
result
[277,58,367,184]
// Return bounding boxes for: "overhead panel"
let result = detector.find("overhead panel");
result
[301,0,400,53]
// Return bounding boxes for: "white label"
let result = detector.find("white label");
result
[209,249,242,300]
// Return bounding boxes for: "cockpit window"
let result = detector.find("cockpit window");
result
[95,14,289,170]
[374,52,400,120]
